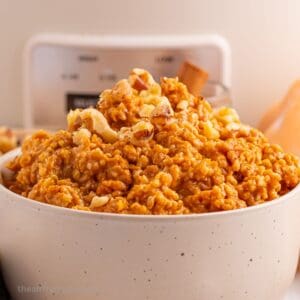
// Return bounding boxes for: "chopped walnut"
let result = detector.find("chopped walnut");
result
[131,76,148,92]
[129,68,155,86]
[132,121,154,141]
[112,79,133,101]
[72,128,91,146]
[139,104,156,118]
[90,195,110,209]
[151,97,174,118]
[68,108,118,143]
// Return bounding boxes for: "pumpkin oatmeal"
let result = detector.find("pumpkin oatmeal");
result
[4,69,300,214]
[0,127,17,155]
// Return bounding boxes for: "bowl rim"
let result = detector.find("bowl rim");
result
[0,148,299,221]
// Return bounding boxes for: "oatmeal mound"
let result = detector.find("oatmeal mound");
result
[4,69,300,214]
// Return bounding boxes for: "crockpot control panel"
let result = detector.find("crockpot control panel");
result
[23,34,231,129]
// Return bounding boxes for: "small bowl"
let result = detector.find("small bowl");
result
[0,149,299,300]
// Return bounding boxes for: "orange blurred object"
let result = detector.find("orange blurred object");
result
[178,61,209,96]
[259,80,300,156]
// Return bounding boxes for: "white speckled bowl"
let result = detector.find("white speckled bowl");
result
[0,149,299,300]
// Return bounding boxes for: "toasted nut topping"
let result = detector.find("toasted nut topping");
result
[139,104,156,118]
[68,108,118,143]
[151,97,174,118]
[130,68,155,85]
[112,79,132,100]
[72,128,91,146]
[131,76,148,92]
[118,127,132,140]
[132,121,154,140]
[67,109,82,131]
[81,109,118,143]
[131,68,147,76]
[90,195,110,208]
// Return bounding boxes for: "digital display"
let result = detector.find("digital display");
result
[66,93,99,111]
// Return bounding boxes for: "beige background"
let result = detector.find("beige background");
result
[1,0,300,127]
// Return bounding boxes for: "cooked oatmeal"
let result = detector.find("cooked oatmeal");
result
[4,69,300,214]
[0,127,17,155]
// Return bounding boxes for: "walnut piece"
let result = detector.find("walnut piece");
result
[90,195,110,208]
[132,121,154,140]
[68,108,118,143]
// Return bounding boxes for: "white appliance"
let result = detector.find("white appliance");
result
[23,34,231,129]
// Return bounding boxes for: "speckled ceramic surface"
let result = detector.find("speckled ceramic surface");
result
[0,149,300,300]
